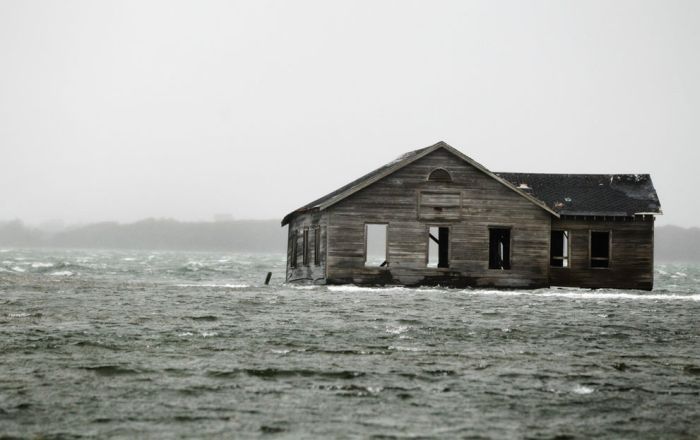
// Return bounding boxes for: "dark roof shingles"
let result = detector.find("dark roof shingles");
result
[495,173,661,216]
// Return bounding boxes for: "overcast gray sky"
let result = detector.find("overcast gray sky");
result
[1,1,698,227]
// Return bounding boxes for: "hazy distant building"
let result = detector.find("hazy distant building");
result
[282,142,662,290]
[213,213,235,222]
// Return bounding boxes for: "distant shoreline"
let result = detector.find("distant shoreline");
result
[0,218,287,253]
[1,219,699,261]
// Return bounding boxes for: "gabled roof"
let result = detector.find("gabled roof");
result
[281,141,559,226]
[496,172,662,217]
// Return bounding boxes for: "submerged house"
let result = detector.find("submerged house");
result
[281,141,661,290]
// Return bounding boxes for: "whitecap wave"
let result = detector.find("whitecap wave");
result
[572,385,594,395]
[31,262,54,268]
[327,285,408,293]
[388,345,424,352]
[11,266,25,273]
[289,285,319,290]
[463,289,700,301]
[50,271,73,276]
[175,283,249,289]
[386,325,409,335]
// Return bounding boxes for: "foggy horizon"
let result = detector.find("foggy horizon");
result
[2,1,699,227]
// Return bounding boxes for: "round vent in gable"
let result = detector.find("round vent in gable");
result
[428,168,452,182]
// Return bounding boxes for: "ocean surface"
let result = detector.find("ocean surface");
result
[1,248,699,439]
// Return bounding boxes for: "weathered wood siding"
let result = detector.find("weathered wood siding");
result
[286,211,328,283]
[549,216,654,290]
[324,148,552,288]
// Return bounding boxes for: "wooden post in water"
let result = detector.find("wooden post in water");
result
[264,272,272,285]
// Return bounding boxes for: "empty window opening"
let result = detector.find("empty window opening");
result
[290,231,298,268]
[365,224,388,267]
[550,230,570,268]
[428,168,452,182]
[314,227,321,266]
[427,226,450,268]
[590,231,610,268]
[489,228,511,269]
[302,228,309,266]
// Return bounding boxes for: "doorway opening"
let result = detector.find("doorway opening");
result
[590,231,610,268]
[365,224,388,267]
[428,226,449,268]
[489,228,511,269]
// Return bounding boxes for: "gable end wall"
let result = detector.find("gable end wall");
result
[324,148,552,287]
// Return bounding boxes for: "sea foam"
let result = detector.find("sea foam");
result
[464,290,700,302]
[175,283,249,289]
[572,385,595,395]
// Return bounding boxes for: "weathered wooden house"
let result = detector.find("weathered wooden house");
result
[282,141,661,290]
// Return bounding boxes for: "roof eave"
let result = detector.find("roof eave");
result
[282,140,562,224]
[281,207,318,227]
[316,142,447,211]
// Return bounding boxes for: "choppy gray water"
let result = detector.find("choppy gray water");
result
[1,248,699,439]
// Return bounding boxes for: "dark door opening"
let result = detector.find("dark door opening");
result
[590,231,610,268]
[428,226,449,268]
[489,228,511,269]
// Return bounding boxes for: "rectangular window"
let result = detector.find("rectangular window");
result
[590,231,610,268]
[427,226,450,268]
[550,230,570,268]
[314,226,321,266]
[302,228,309,266]
[489,228,511,269]
[290,230,298,268]
[365,224,388,267]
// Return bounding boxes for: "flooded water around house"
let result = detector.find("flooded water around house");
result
[1,248,699,438]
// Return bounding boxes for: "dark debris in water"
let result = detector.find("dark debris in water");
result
[260,424,287,434]
[611,362,629,371]
[81,365,143,376]
[188,315,218,321]
[682,365,700,376]
[207,368,365,380]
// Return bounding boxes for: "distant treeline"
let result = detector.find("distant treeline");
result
[0,220,698,261]
[0,219,287,252]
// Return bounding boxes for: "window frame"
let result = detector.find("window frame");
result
[550,229,571,269]
[589,230,612,269]
[488,226,512,270]
[302,227,309,266]
[313,226,321,266]
[426,224,451,269]
[364,223,389,269]
[290,230,298,269]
